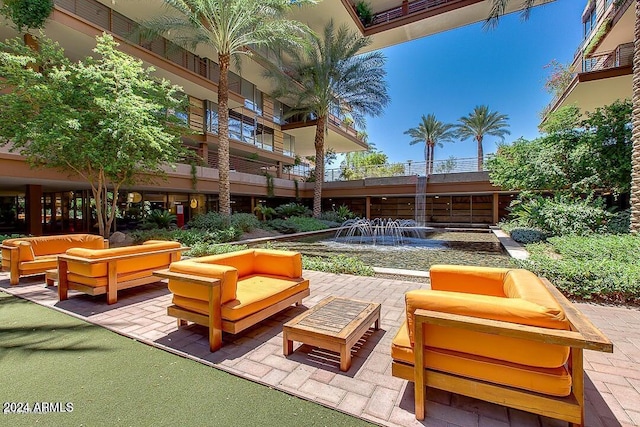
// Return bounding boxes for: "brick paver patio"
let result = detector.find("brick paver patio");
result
[2,270,639,426]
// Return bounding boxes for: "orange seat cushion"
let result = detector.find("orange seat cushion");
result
[172,276,309,321]
[168,261,239,304]
[391,322,572,397]
[18,256,58,272]
[4,234,105,256]
[405,290,570,368]
[65,241,181,278]
[429,264,509,296]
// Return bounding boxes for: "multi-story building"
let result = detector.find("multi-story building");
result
[0,0,537,235]
[544,0,633,118]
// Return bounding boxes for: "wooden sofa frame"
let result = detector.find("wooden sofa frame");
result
[154,269,310,352]
[392,278,612,427]
[57,246,187,304]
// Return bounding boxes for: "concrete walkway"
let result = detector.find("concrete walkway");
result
[1,271,639,426]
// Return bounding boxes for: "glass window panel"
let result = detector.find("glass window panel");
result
[206,101,219,134]
[228,72,241,94]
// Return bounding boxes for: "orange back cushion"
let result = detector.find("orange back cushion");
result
[253,249,302,278]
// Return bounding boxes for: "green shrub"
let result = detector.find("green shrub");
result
[188,211,229,231]
[230,213,260,233]
[275,202,311,218]
[507,195,613,236]
[0,233,26,242]
[266,217,329,234]
[509,227,548,244]
[185,243,248,258]
[143,209,176,230]
[607,209,630,234]
[517,235,640,304]
[320,205,355,223]
[302,254,374,276]
[128,228,176,244]
[172,228,241,246]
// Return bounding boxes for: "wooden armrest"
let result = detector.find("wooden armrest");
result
[58,246,190,264]
[540,278,613,352]
[414,309,612,352]
[0,244,18,251]
[153,269,221,288]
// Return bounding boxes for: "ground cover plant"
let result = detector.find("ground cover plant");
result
[0,292,372,427]
[517,235,640,304]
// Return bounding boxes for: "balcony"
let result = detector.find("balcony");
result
[367,0,477,28]
[324,156,489,182]
[543,41,633,120]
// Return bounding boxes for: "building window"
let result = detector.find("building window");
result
[206,101,219,134]
[283,133,295,157]
[583,7,597,38]
[241,79,263,115]
[256,126,274,151]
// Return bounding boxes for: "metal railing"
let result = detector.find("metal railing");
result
[54,0,218,84]
[583,42,633,72]
[324,156,489,182]
[205,152,310,179]
[370,0,466,26]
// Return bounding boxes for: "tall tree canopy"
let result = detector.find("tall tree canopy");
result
[267,20,390,217]
[0,34,190,237]
[404,114,455,176]
[456,105,510,171]
[340,143,404,180]
[487,101,632,196]
[141,0,314,215]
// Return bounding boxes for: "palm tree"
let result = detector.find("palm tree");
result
[404,114,455,176]
[631,0,640,233]
[456,105,510,171]
[487,0,639,232]
[267,21,390,217]
[141,0,313,215]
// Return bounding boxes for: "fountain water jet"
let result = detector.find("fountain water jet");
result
[334,218,433,246]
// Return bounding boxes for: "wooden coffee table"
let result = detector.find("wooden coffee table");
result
[283,296,381,372]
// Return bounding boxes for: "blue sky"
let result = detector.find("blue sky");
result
[353,0,585,166]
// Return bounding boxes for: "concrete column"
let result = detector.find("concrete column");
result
[492,192,499,225]
[365,196,371,219]
[277,161,283,179]
[26,185,42,236]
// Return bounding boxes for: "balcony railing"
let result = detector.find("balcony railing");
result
[324,157,489,182]
[205,152,310,180]
[583,42,633,72]
[54,0,220,85]
[369,0,468,27]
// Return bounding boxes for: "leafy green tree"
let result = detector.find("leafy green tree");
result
[340,143,403,180]
[487,101,632,196]
[456,105,510,171]
[0,34,190,237]
[0,0,53,33]
[140,0,314,216]
[434,156,459,174]
[404,114,455,176]
[267,21,390,217]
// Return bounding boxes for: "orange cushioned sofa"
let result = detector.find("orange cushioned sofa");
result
[155,248,310,352]
[57,240,186,304]
[391,265,612,426]
[1,234,107,286]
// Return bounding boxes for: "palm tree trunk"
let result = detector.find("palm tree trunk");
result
[476,135,484,171]
[218,53,231,216]
[631,0,640,233]
[313,115,326,218]
[429,144,435,175]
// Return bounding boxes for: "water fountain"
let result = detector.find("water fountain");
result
[334,218,433,246]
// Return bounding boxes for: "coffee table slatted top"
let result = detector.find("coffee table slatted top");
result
[283,296,381,371]
[294,298,371,336]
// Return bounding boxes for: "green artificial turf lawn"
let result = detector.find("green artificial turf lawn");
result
[0,292,373,426]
